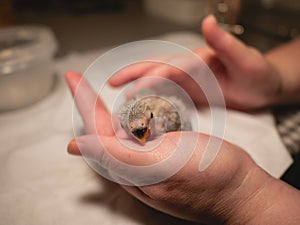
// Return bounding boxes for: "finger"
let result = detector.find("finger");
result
[125,77,163,99]
[65,70,82,96]
[194,47,221,70]
[201,15,250,69]
[108,62,158,87]
[70,132,207,186]
[68,133,185,165]
[67,138,82,155]
[67,134,179,186]
[67,134,156,185]
[65,71,113,135]
[125,64,181,98]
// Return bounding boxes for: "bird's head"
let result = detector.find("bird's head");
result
[129,111,153,145]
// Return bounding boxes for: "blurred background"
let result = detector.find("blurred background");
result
[1,0,300,54]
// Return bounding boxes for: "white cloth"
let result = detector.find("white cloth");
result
[0,32,292,225]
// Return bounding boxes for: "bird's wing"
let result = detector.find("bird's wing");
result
[150,95,192,131]
[119,99,134,129]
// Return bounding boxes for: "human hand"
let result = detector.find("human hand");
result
[65,71,289,224]
[109,15,283,111]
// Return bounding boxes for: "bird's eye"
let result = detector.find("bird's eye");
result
[141,123,144,126]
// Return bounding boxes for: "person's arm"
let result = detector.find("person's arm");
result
[226,168,300,225]
[65,71,300,225]
[265,38,300,105]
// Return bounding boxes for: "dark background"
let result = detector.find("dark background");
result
[1,0,299,55]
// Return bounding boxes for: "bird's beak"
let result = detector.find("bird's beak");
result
[139,138,146,145]
[139,128,151,145]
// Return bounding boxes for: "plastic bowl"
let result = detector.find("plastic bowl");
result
[0,25,58,111]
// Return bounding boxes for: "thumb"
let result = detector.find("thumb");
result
[201,15,249,68]
[67,135,110,161]
[67,134,139,185]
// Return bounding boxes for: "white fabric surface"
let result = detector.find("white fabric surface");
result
[0,32,292,225]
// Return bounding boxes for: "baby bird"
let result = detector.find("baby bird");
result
[119,90,191,145]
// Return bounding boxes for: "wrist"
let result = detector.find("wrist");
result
[225,165,300,225]
[264,57,292,106]
[246,179,300,225]
[264,39,300,105]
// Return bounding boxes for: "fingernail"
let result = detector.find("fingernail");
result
[67,139,83,155]
[207,14,217,24]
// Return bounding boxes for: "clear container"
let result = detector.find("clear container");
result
[0,25,58,111]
